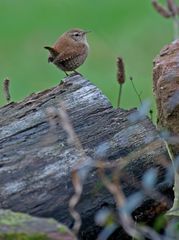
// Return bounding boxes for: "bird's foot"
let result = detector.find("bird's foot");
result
[59,79,73,88]
[64,71,82,77]
[59,79,64,85]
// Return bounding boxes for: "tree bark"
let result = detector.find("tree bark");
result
[153,40,179,218]
[0,74,174,239]
[153,40,179,156]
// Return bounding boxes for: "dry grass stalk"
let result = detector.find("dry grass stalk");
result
[98,164,142,239]
[151,0,171,18]
[57,102,87,163]
[3,78,11,102]
[129,76,142,105]
[56,103,88,235]
[151,0,179,39]
[98,165,125,207]
[43,107,59,146]
[116,57,125,108]
[69,169,83,234]
[45,103,86,235]
[98,164,165,239]
[167,0,178,16]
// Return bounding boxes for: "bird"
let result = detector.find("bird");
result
[44,28,90,76]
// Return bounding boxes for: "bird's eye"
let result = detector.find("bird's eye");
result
[74,33,80,37]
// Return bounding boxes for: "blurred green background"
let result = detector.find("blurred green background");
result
[0,0,174,113]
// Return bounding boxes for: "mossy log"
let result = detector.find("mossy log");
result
[0,74,174,239]
[0,209,76,240]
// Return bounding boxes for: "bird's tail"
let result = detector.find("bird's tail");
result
[44,46,58,62]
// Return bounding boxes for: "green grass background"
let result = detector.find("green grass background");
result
[0,0,174,113]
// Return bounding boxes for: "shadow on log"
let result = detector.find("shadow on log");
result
[0,75,174,239]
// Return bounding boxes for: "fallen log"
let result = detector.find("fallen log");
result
[0,74,174,239]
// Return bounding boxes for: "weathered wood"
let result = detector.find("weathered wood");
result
[153,40,179,156]
[0,74,174,239]
[0,209,76,240]
[153,40,179,219]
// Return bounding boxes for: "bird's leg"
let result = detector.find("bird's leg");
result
[59,72,72,87]
[73,70,82,76]
[64,71,69,76]
[59,72,68,86]
[59,80,64,86]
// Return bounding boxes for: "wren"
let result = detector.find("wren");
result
[44,28,90,76]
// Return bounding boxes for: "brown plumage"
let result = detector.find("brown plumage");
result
[44,28,90,75]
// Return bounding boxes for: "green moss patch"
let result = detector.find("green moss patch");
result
[0,232,49,240]
[0,210,32,226]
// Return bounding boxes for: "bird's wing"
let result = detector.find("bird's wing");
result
[53,45,86,64]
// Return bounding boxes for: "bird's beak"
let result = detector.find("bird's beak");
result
[84,30,91,34]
